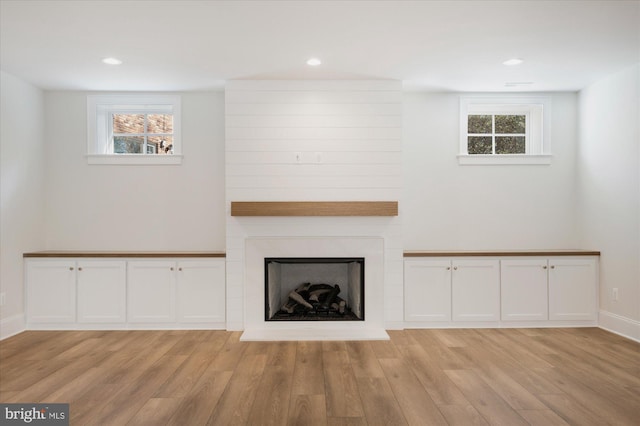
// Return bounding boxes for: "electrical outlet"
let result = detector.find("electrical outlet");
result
[612,288,619,301]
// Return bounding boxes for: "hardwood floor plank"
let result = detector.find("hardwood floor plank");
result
[291,341,325,396]
[208,331,247,372]
[378,357,448,426]
[207,353,268,425]
[167,369,233,426]
[445,369,530,426]
[126,397,184,426]
[437,404,489,426]
[346,341,385,378]
[83,354,188,425]
[356,377,408,425]
[153,350,216,398]
[471,363,548,411]
[247,369,294,426]
[517,408,571,426]
[327,417,368,426]
[287,394,327,426]
[537,393,609,426]
[1,328,638,426]
[323,349,365,417]
[394,343,469,406]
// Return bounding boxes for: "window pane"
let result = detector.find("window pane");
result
[113,136,144,154]
[495,115,525,134]
[468,136,492,154]
[495,136,525,154]
[147,114,173,134]
[148,136,174,154]
[468,115,492,133]
[113,114,145,134]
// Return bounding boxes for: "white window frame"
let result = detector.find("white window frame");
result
[87,94,182,165]
[459,96,551,165]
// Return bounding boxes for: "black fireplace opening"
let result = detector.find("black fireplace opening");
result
[265,257,364,321]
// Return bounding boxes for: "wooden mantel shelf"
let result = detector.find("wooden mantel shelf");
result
[230,201,398,217]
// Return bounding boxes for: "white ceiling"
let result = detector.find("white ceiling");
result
[1,0,638,92]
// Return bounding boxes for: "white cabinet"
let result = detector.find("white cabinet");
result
[127,261,177,323]
[501,258,548,321]
[549,258,598,321]
[404,260,451,322]
[451,259,500,322]
[177,260,225,323]
[26,260,76,323]
[77,261,126,323]
[127,259,226,324]
[403,253,598,328]
[25,255,226,329]
[404,258,500,323]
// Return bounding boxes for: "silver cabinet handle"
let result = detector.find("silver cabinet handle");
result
[453,266,458,270]
[170,267,174,271]
[543,266,547,269]
[550,265,555,269]
[178,267,182,271]
[446,267,450,270]
[69,267,74,271]
[78,267,83,271]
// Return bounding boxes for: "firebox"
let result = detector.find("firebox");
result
[264,257,364,321]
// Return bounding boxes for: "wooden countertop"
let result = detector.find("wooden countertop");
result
[23,251,226,258]
[404,250,600,257]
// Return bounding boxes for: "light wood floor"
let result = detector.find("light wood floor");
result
[1,328,638,425]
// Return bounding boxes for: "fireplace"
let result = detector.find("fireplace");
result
[241,237,388,341]
[265,257,364,321]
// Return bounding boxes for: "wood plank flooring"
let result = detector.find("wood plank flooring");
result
[1,328,638,425]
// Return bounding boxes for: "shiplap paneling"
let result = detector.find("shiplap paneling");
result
[225,80,403,330]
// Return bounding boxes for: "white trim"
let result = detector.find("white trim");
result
[599,310,640,343]
[87,94,181,162]
[240,328,389,341]
[86,154,183,165]
[0,314,25,340]
[459,95,551,164]
[457,154,552,165]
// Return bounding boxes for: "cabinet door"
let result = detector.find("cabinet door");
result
[127,261,176,323]
[404,260,451,322]
[77,260,126,323]
[501,258,548,321]
[177,260,226,323]
[549,257,597,321]
[452,259,500,322]
[26,260,76,323]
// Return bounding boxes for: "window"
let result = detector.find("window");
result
[459,96,551,165]
[87,95,181,164]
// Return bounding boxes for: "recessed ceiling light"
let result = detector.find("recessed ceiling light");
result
[306,58,321,66]
[503,58,524,66]
[102,57,122,65]
[505,82,534,87]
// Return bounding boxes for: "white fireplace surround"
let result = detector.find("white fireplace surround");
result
[241,237,389,341]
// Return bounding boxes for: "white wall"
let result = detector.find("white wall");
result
[0,71,45,337]
[225,80,404,330]
[577,64,640,339]
[403,92,579,250]
[43,91,226,251]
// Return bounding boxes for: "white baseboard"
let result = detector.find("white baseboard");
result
[599,310,640,343]
[0,314,25,340]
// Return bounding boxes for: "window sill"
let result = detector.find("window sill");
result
[457,154,552,166]
[86,154,183,165]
